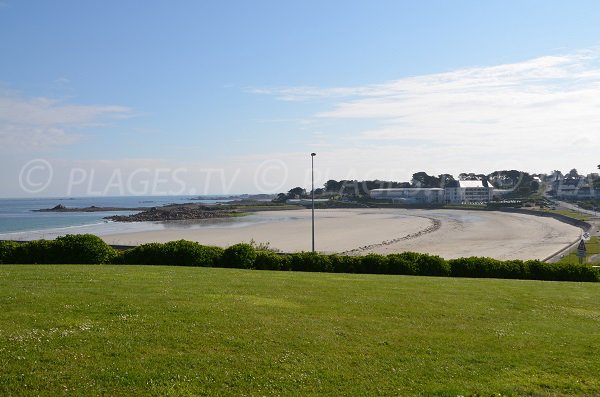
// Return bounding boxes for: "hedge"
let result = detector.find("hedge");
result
[0,235,115,264]
[121,240,223,267]
[221,243,257,269]
[1,236,598,283]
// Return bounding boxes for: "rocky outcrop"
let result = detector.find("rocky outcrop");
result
[34,204,146,212]
[104,205,239,222]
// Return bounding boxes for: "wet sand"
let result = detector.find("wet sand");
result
[102,208,581,260]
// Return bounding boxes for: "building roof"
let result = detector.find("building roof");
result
[370,188,444,192]
[458,180,490,188]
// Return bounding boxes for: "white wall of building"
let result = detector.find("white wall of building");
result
[370,181,494,204]
[369,188,445,204]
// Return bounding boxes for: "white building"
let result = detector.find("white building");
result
[444,180,494,203]
[286,198,330,205]
[369,180,494,204]
[552,176,600,199]
[369,188,445,204]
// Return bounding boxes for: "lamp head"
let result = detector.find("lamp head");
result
[311,152,316,157]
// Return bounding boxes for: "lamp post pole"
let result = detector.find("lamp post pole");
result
[311,152,316,252]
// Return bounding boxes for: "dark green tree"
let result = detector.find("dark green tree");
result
[438,174,455,187]
[287,187,306,198]
[324,179,343,192]
[411,172,441,188]
[567,168,580,179]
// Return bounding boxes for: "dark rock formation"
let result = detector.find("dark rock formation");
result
[104,205,239,222]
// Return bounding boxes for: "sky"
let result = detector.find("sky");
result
[1,0,600,197]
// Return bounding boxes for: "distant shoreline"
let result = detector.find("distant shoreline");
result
[33,204,147,213]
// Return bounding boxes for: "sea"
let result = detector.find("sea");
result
[0,195,231,241]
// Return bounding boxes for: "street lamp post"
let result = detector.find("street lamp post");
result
[311,152,316,252]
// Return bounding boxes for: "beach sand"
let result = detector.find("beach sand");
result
[102,208,581,260]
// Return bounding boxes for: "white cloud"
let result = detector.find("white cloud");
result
[0,124,79,149]
[0,89,133,150]
[251,49,600,177]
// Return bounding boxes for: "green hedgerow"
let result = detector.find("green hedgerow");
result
[288,252,332,272]
[254,251,285,271]
[0,241,20,264]
[360,254,388,274]
[122,240,223,267]
[329,255,361,273]
[387,252,420,275]
[415,253,450,277]
[3,234,599,283]
[222,243,257,269]
[54,234,116,264]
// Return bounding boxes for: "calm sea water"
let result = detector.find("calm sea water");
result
[0,196,225,236]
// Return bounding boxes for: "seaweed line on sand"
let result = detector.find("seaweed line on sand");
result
[339,217,442,255]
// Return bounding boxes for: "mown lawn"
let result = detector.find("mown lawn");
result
[557,236,600,265]
[0,265,599,396]
[543,209,592,222]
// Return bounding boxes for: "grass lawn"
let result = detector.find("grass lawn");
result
[1,266,599,396]
[542,209,591,222]
[557,236,600,265]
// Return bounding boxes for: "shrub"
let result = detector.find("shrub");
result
[329,255,361,273]
[528,260,599,282]
[254,251,284,270]
[360,254,388,274]
[449,257,599,281]
[163,240,223,267]
[121,241,223,267]
[527,260,559,281]
[222,243,257,269]
[450,257,531,279]
[288,252,332,272]
[387,252,420,275]
[54,234,116,264]
[0,241,20,264]
[122,242,166,265]
[415,253,450,277]
[0,235,114,264]
[554,263,599,282]
[2,235,598,283]
[450,257,498,278]
[24,239,62,264]
[495,260,531,279]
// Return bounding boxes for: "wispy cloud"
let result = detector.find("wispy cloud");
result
[0,88,133,150]
[251,49,600,175]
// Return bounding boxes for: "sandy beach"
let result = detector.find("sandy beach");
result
[102,209,582,260]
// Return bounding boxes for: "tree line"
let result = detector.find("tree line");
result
[274,169,544,201]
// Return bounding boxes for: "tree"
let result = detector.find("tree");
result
[273,193,288,203]
[287,187,306,198]
[459,173,476,181]
[411,172,440,188]
[324,180,343,192]
[550,170,563,181]
[488,170,531,188]
[567,169,579,179]
[438,174,455,187]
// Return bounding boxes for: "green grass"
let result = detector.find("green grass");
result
[558,236,600,265]
[1,266,599,396]
[541,209,591,221]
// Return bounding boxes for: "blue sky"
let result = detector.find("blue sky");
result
[1,0,600,197]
